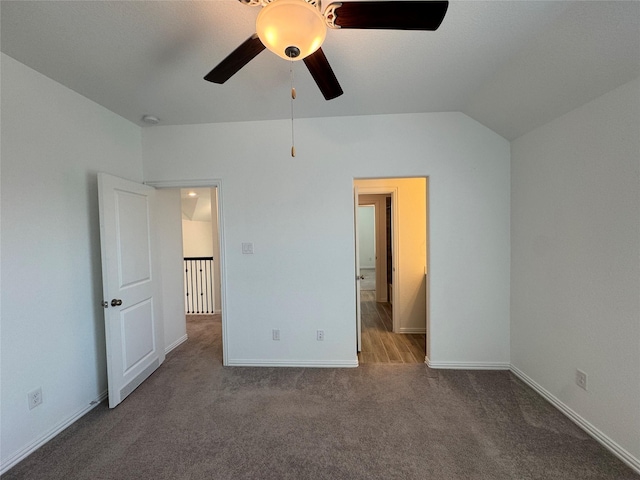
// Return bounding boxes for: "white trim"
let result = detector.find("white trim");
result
[398,327,426,334]
[354,185,362,353]
[144,179,229,367]
[425,357,510,370]
[510,365,640,474]
[165,334,188,354]
[144,179,219,189]
[0,391,108,475]
[227,359,359,368]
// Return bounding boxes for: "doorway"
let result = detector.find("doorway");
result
[180,187,223,362]
[149,179,228,366]
[180,188,220,314]
[354,178,428,364]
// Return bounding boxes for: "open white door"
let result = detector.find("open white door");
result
[354,185,362,353]
[98,173,165,408]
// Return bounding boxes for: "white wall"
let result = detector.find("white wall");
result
[182,219,214,257]
[155,189,187,353]
[142,112,510,367]
[0,54,143,471]
[511,77,640,464]
[357,206,375,269]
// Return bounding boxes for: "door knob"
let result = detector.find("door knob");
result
[111,299,123,307]
[357,275,365,280]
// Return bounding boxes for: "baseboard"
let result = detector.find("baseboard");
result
[510,365,640,474]
[0,390,108,475]
[425,357,510,370]
[227,359,359,368]
[165,334,188,355]
[423,359,640,473]
[398,327,426,334]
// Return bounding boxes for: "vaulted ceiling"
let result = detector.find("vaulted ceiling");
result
[182,188,213,222]
[1,1,638,140]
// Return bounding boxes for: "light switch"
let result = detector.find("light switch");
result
[242,242,254,254]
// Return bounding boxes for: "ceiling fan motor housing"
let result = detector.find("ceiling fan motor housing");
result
[285,46,301,58]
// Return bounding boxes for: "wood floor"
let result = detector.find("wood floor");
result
[358,290,426,364]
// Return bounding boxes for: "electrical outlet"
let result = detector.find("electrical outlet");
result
[28,387,43,410]
[317,330,325,341]
[576,369,588,390]
[272,329,280,341]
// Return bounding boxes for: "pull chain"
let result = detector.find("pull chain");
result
[290,56,296,157]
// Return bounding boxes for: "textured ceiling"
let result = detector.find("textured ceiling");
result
[1,0,638,140]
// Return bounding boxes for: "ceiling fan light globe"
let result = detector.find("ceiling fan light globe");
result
[256,0,327,61]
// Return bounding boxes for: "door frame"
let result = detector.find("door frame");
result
[354,183,400,331]
[354,177,430,363]
[354,186,362,352]
[145,179,229,366]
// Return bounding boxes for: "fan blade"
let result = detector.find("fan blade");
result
[303,48,343,101]
[326,1,448,30]
[204,34,265,84]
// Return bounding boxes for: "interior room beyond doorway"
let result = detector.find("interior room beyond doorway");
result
[181,187,221,315]
[355,178,428,364]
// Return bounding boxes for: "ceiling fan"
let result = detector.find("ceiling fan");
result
[204,0,449,100]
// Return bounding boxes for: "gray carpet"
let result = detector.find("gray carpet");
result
[4,315,638,480]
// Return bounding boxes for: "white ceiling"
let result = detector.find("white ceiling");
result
[1,0,638,140]
[181,188,212,221]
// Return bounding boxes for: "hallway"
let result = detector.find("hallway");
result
[358,290,426,364]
